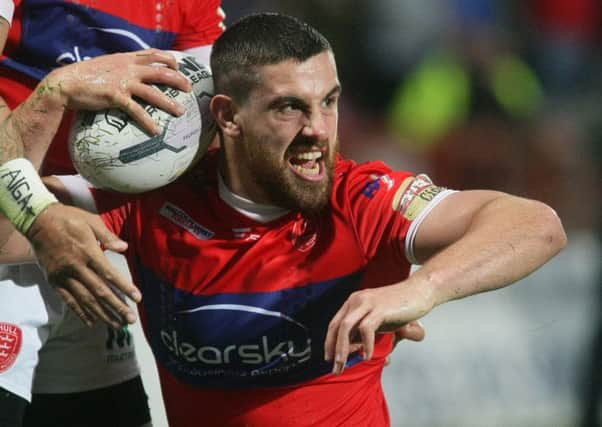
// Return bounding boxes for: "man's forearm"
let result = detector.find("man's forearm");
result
[405,195,567,310]
[0,80,66,168]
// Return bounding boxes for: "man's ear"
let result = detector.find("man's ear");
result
[210,94,241,138]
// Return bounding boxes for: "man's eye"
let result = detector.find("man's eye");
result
[323,96,338,108]
[280,104,295,112]
[278,104,300,114]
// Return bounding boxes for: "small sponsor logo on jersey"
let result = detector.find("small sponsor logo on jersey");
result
[106,326,133,350]
[105,326,135,364]
[160,203,214,240]
[392,174,445,220]
[0,323,22,373]
[232,227,261,241]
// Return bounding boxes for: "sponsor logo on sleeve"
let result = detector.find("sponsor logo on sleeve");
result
[392,174,445,220]
[0,323,22,373]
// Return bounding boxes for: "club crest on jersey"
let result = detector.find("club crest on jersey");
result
[361,174,395,199]
[160,202,214,240]
[291,218,317,252]
[0,323,22,373]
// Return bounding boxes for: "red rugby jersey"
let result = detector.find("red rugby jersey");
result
[0,0,224,174]
[84,152,451,427]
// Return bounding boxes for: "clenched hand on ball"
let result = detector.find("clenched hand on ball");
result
[0,49,192,329]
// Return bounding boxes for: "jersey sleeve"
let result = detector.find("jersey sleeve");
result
[54,175,132,239]
[335,159,454,265]
[172,0,224,51]
[0,0,14,24]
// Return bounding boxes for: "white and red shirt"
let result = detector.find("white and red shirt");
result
[0,0,224,175]
[64,151,454,427]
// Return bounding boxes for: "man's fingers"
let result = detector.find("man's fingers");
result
[137,65,192,93]
[65,275,127,329]
[348,342,363,355]
[93,259,141,304]
[324,301,349,361]
[129,81,187,118]
[87,215,140,304]
[332,307,370,375]
[89,215,128,253]
[109,92,158,135]
[394,320,425,343]
[55,287,94,327]
[77,265,137,325]
[357,312,382,361]
[133,49,179,70]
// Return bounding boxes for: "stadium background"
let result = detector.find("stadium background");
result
[124,1,602,426]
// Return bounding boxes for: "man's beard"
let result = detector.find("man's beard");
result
[246,140,336,214]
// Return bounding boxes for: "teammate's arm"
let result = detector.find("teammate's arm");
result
[0,50,193,328]
[324,190,567,374]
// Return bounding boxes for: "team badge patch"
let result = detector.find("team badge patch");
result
[361,174,395,199]
[291,217,318,252]
[0,323,22,373]
[393,174,445,220]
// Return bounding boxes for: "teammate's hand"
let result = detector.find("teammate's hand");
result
[324,283,435,375]
[26,203,141,329]
[43,48,192,134]
[384,320,425,366]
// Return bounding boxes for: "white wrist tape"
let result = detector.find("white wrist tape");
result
[0,158,58,234]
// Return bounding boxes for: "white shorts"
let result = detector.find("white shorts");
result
[0,262,140,401]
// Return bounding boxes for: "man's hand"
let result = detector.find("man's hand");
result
[384,321,425,366]
[324,283,434,375]
[43,48,192,135]
[27,203,141,329]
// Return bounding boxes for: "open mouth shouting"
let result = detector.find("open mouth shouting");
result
[288,149,326,182]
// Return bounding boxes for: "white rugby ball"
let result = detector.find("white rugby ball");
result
[69,51,215,193]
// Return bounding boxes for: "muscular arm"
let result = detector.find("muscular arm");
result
[410,190,565,303]
[325,190,567,373]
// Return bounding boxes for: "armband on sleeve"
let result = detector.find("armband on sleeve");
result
[0,158,58,234]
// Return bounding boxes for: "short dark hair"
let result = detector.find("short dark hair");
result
[210,13,332,103]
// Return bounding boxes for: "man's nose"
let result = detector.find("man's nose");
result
[301,111,328,141]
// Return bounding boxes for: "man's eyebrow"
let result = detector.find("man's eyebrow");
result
[266,85,342,110]
[325,84,342,99]
[267,96,307,110]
